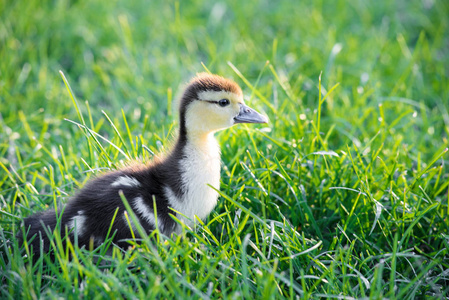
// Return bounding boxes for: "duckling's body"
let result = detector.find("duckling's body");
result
[21,73,267,253]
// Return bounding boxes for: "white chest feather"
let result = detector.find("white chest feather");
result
[165,135,221,228]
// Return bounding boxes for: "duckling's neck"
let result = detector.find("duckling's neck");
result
[182,130,221,193]
[166,130,221,228]
[186,131,220,155]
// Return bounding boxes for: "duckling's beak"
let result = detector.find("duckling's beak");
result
[234,103,269,124]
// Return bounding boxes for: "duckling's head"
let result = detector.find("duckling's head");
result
[179,73,268,136]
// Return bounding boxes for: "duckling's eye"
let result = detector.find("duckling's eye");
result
[218,99,230,107]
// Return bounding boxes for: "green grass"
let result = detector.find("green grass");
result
[1,0,449,298]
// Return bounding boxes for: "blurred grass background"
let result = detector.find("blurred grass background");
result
[1,0,449,298]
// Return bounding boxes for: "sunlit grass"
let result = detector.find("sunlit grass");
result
[1,0,448,298]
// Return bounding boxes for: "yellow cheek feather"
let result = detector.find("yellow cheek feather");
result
[185,100,240,134]
[185,91,243,135]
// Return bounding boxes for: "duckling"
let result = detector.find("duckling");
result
[20,73,268,253]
